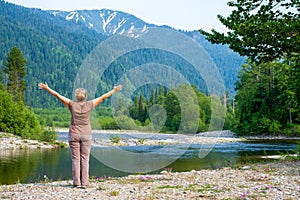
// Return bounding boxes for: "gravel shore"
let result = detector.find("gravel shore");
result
[0,130,241,150]
[1,131,299,199]
[0,132,62,150]
[0,161,299,200]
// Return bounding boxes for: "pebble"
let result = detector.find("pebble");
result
[1,131,299,199]
[0,132,65,150]
[0,161,299,199]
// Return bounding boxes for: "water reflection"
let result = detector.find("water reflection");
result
[0,138,298,185]
[0,149,61,184]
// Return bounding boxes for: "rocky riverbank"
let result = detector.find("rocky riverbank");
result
[90,130,243,146]
[0,132,66,150]
[0,131,299,199]
[0,130,242,150]
[0,160,299,199]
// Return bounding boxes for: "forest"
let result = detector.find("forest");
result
[200,0,300,136]
[0,0,299,138]
[0,1,245,107]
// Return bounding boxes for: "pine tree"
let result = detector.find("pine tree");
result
[0,66,4,91]
[149,88,155,106]
[0,66,2,83]
[138,94,145,122]
[4,46,27,103]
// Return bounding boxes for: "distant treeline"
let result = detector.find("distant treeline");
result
[34,84,234,133]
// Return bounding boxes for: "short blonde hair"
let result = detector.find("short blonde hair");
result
[75,88,87,101]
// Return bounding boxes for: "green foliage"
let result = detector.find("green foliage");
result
[223,110,236,131]
[0,64,3,83]
[31,83,234,134]
[0,1,246,108]
[0,89,43,139]
[234,58,300,135]
[114,115,140,130]
[258,118,282,135]
[109,190,119,196]
[0,1,104,108]
[110,135,121,144]
[138,138,146,144]
[199,0,300,63]
[40,127,58,143]
[98,116,119,129]
[0,83,4,91]
[0,2,244,135]
[0,86,60,143]
[33,108,70,128]
[4,46,27,103]
[126,84,230,133]
[283,124,300,137]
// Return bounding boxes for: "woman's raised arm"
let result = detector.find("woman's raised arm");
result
[38,82,70,107]
[92,85,122,107]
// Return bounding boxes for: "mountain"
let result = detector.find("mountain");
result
[0,1,245,107]
[47,9,246,97]
[48,9,161,36]
[0,0,107,107]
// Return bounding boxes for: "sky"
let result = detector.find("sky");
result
[4,0,232,32]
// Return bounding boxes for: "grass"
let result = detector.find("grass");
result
[0,195,10,199]
[110,135,121,144]
[53,141,68,148]
[96,184,106,191]
[184,183,222,193]
[110,190,119,196]
[157,185,182,189]
[138,138,147,144]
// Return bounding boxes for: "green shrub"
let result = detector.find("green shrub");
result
[258,118,281,135]
[283,123,300,137]
[268,120,282,135]
[33,107,70,127]
[110,135,121,143]
[0,90,41,137]
[40,127,58,143]
[0,90,58,143]
[98,116,119,129]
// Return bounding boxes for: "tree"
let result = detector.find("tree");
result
[137,94,147,122]
[0,65,3,83]
[164,90,181,131]
[199,0,300,63]
[4,46,27,103]
[233,57,300,135]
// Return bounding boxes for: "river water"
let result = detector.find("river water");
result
[0,132,298,185]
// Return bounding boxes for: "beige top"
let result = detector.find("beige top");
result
[68,100,94,135]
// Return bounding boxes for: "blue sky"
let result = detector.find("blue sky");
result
[5,0,232,32]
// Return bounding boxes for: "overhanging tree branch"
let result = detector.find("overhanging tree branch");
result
[199,0,300,63]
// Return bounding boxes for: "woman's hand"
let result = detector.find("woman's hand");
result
[38,82,49,90]
[38,82,70,107]
[113,84,123,92]
[92,84,123,107]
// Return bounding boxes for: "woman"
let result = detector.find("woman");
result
[38,82,122,188]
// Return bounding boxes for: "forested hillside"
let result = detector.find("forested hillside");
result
[49,9,246,98]
[0,1,245,108]
[0,1,105,107]
[185,31,245,97]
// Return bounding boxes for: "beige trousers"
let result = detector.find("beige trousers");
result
[68,134,92,186]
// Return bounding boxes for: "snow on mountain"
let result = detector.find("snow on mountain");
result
[47,8,244,96]
[48,9,159,36]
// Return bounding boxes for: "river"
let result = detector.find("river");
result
[0,131,298,185]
